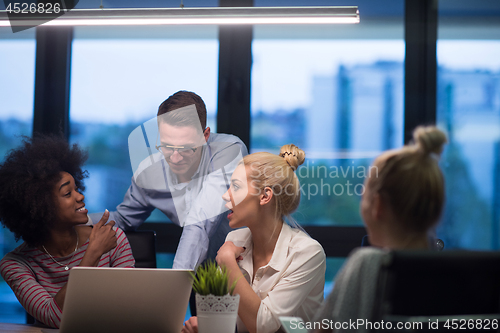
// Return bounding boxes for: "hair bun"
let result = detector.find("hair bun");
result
[413,126,448,157]
[279,144,305,171]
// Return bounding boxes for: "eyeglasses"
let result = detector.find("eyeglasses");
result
[155,144,198,157]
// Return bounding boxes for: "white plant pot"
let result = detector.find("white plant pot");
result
[196,293,240,333]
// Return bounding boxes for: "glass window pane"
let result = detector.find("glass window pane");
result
[251,0,405,290]
[437,0,500,250]
[0,37,35,158]
[252,38,405,227]
[70,27,219,222]
[0,28,35,324]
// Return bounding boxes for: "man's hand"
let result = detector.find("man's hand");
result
[182,316,198,333]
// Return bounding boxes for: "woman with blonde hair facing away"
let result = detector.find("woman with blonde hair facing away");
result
[312,126,448,333]
[183,144,326,333]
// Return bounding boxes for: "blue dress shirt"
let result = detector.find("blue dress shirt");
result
[89,132,248,269]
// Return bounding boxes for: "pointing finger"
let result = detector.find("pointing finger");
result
[96,209,110,228]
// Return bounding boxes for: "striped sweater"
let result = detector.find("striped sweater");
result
[0,227,135,328]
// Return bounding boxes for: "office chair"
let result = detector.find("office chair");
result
[124,230,157,268]
[26,229,157,324]
[372,250,500,332]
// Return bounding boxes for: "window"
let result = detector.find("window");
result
[251,31,405,227]
[0,28,36,323]
[70,26,219,222]
[436,1,500,249]
[250,6,405,291]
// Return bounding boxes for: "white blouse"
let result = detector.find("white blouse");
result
[226,223,326,333]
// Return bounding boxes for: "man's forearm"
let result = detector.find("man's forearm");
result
[172,223,208,270]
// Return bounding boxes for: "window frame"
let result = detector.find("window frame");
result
[31,0,439,254]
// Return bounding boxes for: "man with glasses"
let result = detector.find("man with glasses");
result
[89,91,247,270]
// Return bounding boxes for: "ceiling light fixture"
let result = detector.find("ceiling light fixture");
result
[0,6,359,28]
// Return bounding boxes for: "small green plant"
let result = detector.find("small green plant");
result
[190,260,238,296]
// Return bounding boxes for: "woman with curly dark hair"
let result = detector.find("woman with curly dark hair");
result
[0,135,135,328]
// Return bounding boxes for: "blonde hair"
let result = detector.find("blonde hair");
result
[371,126,448,233]
[242,144,305,221]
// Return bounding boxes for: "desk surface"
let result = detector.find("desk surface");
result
[0,323,58,332]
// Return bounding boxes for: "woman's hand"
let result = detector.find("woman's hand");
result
[216,241,245,268]
[89,210,117,255]
[79,210,117,267]
[182,316,198,333]
[89,210,117,253]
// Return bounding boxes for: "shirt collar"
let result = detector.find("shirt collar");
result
[231,228,253,277]
[235,228,254,259]
[234,224,294,273]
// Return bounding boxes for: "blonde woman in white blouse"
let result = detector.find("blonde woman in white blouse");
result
[183,144,326,333]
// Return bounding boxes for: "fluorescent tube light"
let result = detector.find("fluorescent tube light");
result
[0,7,359,27]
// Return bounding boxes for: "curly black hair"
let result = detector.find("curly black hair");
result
[0,135,88,247]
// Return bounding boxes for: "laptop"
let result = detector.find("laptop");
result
[59,267,193,333]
